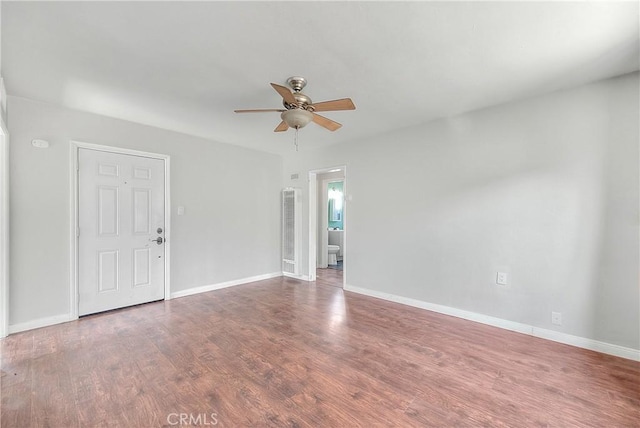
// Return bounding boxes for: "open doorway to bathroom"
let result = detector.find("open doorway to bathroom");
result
[308,166,346,289]
[326,182,344,272]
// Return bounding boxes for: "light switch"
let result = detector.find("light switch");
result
[177,206,185,216]
[496,272,509,286]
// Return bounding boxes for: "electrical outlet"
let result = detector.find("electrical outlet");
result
[551,312,562,325]
[496,272,509,286]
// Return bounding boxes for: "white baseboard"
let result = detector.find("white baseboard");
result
[344,284,640,362]
[283,272,311,281]
[530,327,640,361]
[170,272,282,299]
[8,313,74,334]
[7,273,283,335]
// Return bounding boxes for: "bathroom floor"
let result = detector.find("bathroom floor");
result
[327,260,343,271]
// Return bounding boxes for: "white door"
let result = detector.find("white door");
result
[78,148,165,316]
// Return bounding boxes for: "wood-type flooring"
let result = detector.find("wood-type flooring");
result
[2,273,639,427]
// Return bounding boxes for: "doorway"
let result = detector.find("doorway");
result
[308,166,346,288]
[71,142,171,318]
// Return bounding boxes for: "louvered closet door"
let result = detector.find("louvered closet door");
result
[78,148,165,316]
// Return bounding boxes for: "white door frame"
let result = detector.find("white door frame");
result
[69,141,171,319]
[308,166,346,287]
[308,173,317,282]
[0,120,9,338]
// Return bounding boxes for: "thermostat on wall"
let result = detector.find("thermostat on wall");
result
[31,139,50,148]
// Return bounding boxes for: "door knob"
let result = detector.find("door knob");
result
[150,237,164,245]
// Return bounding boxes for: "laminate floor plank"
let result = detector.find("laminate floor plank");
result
[1,273,638,427]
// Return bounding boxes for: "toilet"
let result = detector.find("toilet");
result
[328,245,340,265]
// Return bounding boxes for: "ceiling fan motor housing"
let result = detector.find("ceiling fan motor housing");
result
[283,92,313,110]
[283,76,313,110]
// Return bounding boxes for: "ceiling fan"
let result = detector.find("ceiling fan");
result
[234,76,356,133]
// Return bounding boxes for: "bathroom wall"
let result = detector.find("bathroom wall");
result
[282,72,640,352]
[328,180,344,230]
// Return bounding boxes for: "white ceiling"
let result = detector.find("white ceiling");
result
[2,1,638,154]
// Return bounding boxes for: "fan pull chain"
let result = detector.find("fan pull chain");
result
[294,127,299,151]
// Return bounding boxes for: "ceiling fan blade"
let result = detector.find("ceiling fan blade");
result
[271,83,297,105]
[312,113,342,131]
[310,98,356,112]
[274,121,289,132]
[234,109,286,113]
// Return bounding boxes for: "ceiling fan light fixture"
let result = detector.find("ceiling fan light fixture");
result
[234,77,355,138]
[281,109,313,129]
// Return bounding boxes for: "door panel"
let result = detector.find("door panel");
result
[98,186,119,236]
[98,250,119,292]
[133,248,151,287]
[132,189,151,234]
[79,148,165,316]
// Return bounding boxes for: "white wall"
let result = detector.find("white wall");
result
[0,0,6,337]
[0,1,6,125]
[8,96,282,326]
[0,0,3,74]
[0,120,7,338]
[283,72,639,351]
